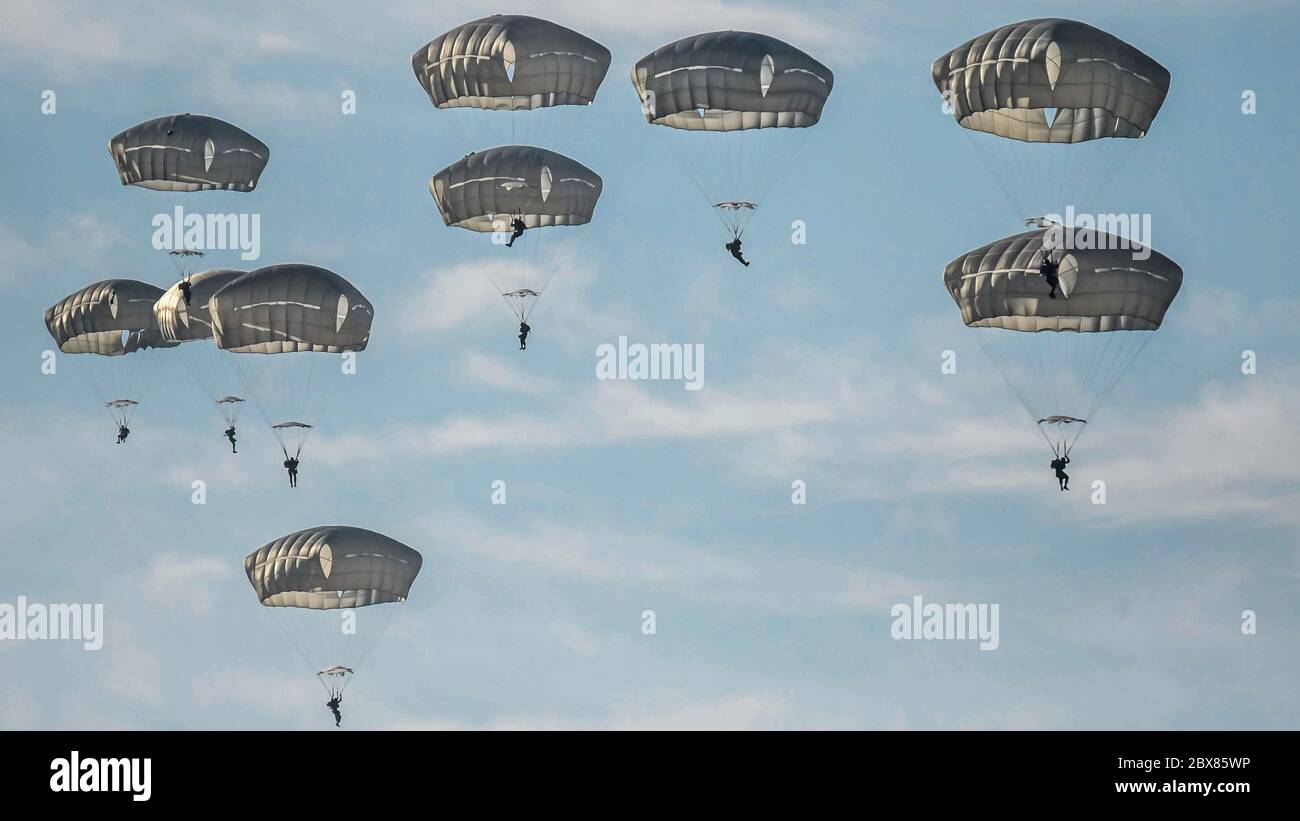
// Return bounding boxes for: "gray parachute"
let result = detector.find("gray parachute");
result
[210,264,373,353]
[45,280,177,355]
[413,14,611,110]
[631,31,834,131]
[430,145,603,231]
[108,113,270,192]
[245,526,423,610]
[943,228,1182,332]
[932,18,1170,143]
[154,269,245,343]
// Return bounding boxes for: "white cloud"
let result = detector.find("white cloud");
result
[398,260,505,333]
[607,690,794,730]
[1082,372,1300,527]
[255,32,308,55]
[390,0,877,64]
[546,619,600,657]
[396,247,640,356]
[377,690,796,730]
[459,351,560,396]
[100,622,164,707]
[0,3,125,75]
[191,669,308,715]
[0,222,43,287]
[139,554,233,616]
[0,686,41,730]
[194,62,325,124]
[47,213,131,265]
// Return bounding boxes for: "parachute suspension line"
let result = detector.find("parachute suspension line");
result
[344,604,404,687]
[1073,328,1125,416]
[984,326,1157,459]
[958,125,1146,222]
[653,123,813,242]
[260,605,322,689]
[1038,424,1063,459]
[972,330,1040,425]
[1010,328,1058,418]
[1089,332,1155,419]
[962,130,1028,217]
[658,128,734,236]
[436,109,586,167]
[258,604,392,701]
[1062,435,1079,458]
[1084,140,1139,214]
[735,125,815,240]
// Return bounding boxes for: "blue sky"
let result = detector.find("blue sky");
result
[1,0,1298,729]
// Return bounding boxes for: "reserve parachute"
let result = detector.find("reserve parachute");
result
[944,227,1182,457]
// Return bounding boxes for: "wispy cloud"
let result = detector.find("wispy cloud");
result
[140,554,234,616]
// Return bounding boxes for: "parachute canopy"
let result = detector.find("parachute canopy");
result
[214,395,245,427]
[210,264,373,354]
[1039,414,1086,425]
[245,526,424,610]
[943,228,1183,332]
[45,280,176,355]
[430,145,603,231]
[108,114,270,192]
[154,268,245,343]
[931,18,1170,144]
[413,14,611,110]
[632,31,834,131]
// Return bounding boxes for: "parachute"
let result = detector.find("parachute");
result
[1037,416,1088,459]
[155,267,245,343]
[631,31,834,239]
[412,14,611,150]
[245,525,423,700]
[413,14,610,111]
[108,113,270,192]
[944,227,1182,457]
[45,279,178,429]
[104,399,139,428]
[167,249,207,280]
[154,266,249,441]
[931,19,1171,216]
[271,421,314,459]
[210,264,373,463]
[431,145,602,321]
[215,395,245,428]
